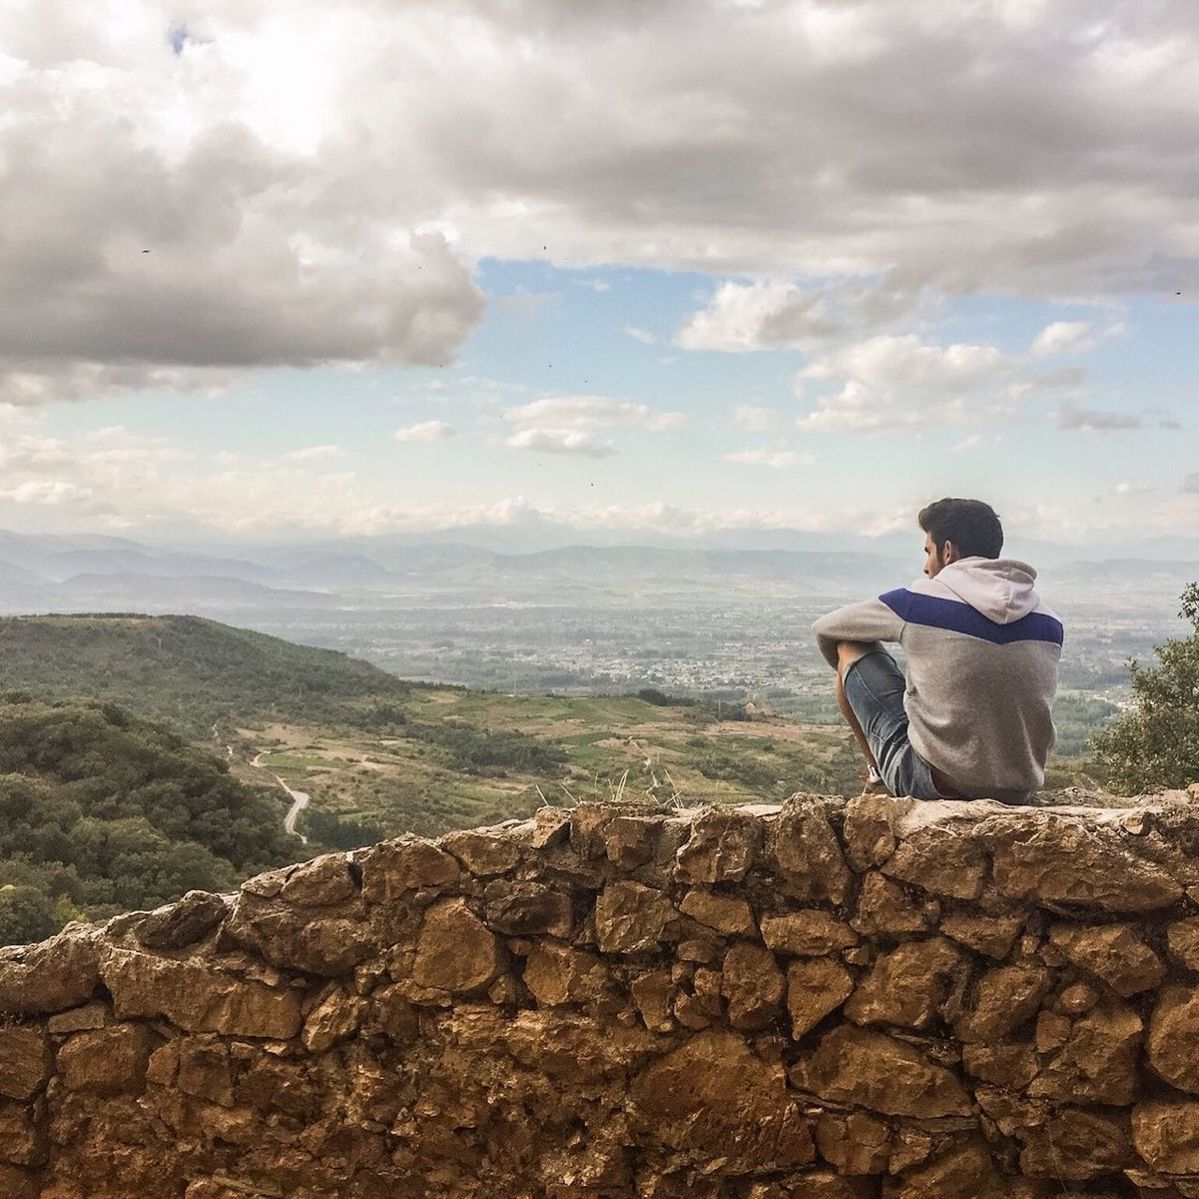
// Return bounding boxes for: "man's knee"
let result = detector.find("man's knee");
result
[835,640,876,674]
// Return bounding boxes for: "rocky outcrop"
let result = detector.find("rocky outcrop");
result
[4,792,1199,1196]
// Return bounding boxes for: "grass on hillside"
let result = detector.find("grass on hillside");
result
[0,613,414,737]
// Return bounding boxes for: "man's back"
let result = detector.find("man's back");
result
[814,556,1062,799]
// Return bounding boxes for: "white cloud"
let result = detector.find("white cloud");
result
[677,281,842,352]
[0,480,94,505]
[505,396,684,433]
[4,0,1197,414]
[282,444,343,461]
[1031,321,1096,357]
[1030,319,1126,359]
[1114,481,1155,495]
[504,429,616,458]
[625,326,656,345]
[722,449,813,468]
[394,420,457,443]
[797,334,1011,432]
[1,7,486,405]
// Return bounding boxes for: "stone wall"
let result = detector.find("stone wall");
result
[6,793,1199,1197]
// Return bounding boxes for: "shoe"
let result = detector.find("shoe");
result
[860,766,887,796]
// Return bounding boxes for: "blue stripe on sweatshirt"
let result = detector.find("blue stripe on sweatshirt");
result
[879,588,1064,646]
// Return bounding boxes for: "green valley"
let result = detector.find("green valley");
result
[0,613,1104,946]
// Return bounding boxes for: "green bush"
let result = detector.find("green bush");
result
[1094,583,1199,791]
[0,697,297,944]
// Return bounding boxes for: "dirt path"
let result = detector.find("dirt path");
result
[251,751,309,845]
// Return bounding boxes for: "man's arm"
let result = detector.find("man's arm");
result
[812,598,906,668]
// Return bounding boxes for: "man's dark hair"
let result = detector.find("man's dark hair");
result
[918,497,1003,558]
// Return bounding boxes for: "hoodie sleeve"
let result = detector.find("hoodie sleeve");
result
[812,596,907,668]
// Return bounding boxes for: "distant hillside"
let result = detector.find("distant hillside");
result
[0,614,414,736]
[0,696,298,945]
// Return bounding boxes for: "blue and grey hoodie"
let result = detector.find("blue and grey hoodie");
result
[813,557,1063,798]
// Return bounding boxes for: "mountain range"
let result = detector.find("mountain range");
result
[0,529,1192,615]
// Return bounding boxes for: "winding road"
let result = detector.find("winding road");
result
[251,751,310,844]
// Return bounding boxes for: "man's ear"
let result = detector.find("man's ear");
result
[942,540,961,565]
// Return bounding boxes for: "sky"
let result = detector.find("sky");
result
[0,0,1196,549]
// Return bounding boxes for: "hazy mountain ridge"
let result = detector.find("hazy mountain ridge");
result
[0,530,1191,616]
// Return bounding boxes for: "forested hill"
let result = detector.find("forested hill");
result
[0,696,298,945]
[0,614,412,735]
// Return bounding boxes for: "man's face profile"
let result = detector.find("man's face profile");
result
[923,532,946,578]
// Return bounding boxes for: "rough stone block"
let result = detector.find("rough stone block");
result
[939,909,1025,959]
[769,798,852,904]
[722,942,785,1030]
[483,879,572,936]
[1028,996,1142,1105]
[954,964,1051,1043]
[1048,922,1165,996]
[761,911,858,957]
[796,1025,972,1117]
[58,1024,154,1096]
[411,898,502,994]
[679,889,756,937]
[990,813,1183,913]
[786,958,854,1038]
[441,828,523,877]
[852,872,931,936]
[1134,1099,1199,1174]
[629,1030,815,1172]
[1149,985,1199,1094]
[675,807,762,883]
[523,941,610,1008]
[593,882,678,953]
[1019,1107,1130,1180]
[133,891,229,950]
[843,937,969,1030]
[100,947,301,1039]
[0,931,100,1017]
[358,836,461,903]
[0,1030,50,1101]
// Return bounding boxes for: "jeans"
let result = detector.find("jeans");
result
[842,647,942,800]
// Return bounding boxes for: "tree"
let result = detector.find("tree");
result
[0,885,58,946]
[1094,583,1199,792]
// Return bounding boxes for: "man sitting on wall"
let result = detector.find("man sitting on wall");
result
[813,497,1062,804]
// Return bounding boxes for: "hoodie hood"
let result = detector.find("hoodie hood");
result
[931,557,1041,625]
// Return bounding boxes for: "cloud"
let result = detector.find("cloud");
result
[504,429,616,457]
[732,406,782,433]
[281,444,343,462]
[625,326,656,345]
[677,282,843,352]
[1057,406,1143,431]
[1031,321,1096,357]
[505,396,684,432]
[0,480,94,506]
[1113,481,1155,495]
[797,334,1011,431]
[6,0,1198,416]
[1,13,486,404]
[722,449,813,468]
[1030,319,1125,358]
[394,420,457,443]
